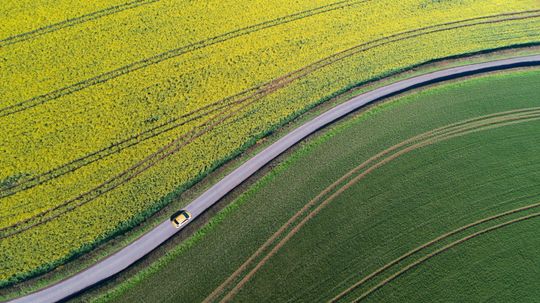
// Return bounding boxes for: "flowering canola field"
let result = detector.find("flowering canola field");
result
[1,0,539,285]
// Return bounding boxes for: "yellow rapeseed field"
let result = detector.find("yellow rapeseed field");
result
[1,0,539,285]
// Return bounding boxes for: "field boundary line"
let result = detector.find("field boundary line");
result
[216,113,540,302]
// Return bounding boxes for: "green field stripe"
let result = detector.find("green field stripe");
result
[352,212,540,302]
[0,0,160,47]
[0,0,367,118]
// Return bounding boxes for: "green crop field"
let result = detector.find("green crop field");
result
[367,218,540,302]
[96,68,540,303]
[3,0,540,287]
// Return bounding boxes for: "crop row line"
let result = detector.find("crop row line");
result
[210,109,540,303]
[2,10,535,204]
[0,0,367,117]
[0,0,159,47]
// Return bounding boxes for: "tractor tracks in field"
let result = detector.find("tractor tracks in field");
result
[0,86,254,200]
[204,108,540,303]
[0,0,372,202]
[2,9,537,205]
[2,10,539,238]
[0,85,274,238]
[0,0,160,47]
[0,0,368,117]
[347,211,540,302]
[1,7,538,118]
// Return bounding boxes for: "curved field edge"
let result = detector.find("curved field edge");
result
[0,46,536,301]
[86,58,540,303]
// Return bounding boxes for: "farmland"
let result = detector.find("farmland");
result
[1,0,540,289]
[96,68,540,302]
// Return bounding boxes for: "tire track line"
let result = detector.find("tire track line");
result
[330,202,540,302]
[0,89,247,199]
[296,190,540,302]
[0,79,289,238]
[216,112,540,302]
[0,0,160,47]
[0,0,367,117]
[276,11,540,91]
[351,212,540,302]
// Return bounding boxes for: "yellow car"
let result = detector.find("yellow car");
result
[170,210,192,228]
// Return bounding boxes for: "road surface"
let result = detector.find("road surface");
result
[8,54,540,303]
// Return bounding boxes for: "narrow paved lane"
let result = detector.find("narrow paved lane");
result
[8,54,540,303]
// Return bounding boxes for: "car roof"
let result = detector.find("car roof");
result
[170,210,187,221]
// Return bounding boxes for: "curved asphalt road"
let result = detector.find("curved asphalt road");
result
[8,55,540,303]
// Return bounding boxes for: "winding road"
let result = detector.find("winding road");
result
[8,54,540,303]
